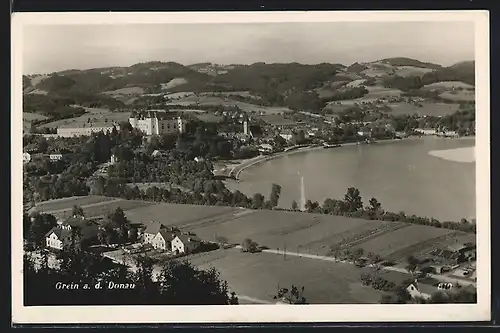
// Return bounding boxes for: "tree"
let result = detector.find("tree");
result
[368,197,383,216]
[158,260,234,305]
[273,285,307,304]
[329,244,342,262]
[72,205,84,217]
[343,187,363,213]
[28,213,57,247]
[251,193,265,209]
[291,200,298,211]
[215,236,228,246]
[405,255,420,277]
[269,183,282,208]
[241,238,259,253]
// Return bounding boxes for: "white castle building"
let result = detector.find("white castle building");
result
[129,110,186,136]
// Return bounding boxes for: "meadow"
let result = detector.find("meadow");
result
[102,86,145,95]
[387,102,461,116]
[165,94,292,115]
[186,248,410,304]
[394,66,434,77]
[33,196,473,265]
[38,107,131,129]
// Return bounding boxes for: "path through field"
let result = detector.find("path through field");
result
[239,246,477,287]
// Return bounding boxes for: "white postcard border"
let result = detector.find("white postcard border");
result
[11,10,491,324]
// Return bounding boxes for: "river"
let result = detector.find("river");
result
[225,137,475,221]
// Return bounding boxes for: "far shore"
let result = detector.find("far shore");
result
[223,135,476,180]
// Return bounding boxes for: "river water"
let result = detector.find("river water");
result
[225,137,476,221]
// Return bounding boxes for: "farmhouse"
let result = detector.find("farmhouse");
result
[406,281,435,300]
[151,229,176,251]
[171,234,201,254]
[129,110,186,136]
[142,221,164,244]
[45,216,99,250]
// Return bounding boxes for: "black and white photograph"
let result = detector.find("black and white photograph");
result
[12,11,490,324]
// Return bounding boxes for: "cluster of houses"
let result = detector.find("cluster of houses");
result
[141,221,202,255]
[44,215,203,256]
[23,151,65,164]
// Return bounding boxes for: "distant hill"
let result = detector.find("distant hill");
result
[379,57,443,70]
[346,62,368,73]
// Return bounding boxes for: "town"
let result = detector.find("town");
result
[22,56,477,306]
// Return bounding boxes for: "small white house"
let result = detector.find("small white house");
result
[406,282,434,300]
[171,235,201,254]
[151,150,166,158]
[194,156,205,163]
[23,152,31,163]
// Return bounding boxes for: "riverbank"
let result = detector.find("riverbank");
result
[229,137,415,180]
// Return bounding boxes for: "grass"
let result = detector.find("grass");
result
[423,81,475,90]
[394,66,435,77]
[29,196,117,213]
[439,91,475,102]
[353,224,455,259]
[125,203,239,228]
[186,248,410,304]
[33,197,473,268]
[161,78,189,90]
[165,95,292,115]
[255,114,297,126]
[38,108,131,129]
[102,86,145,95]
[23,112,49,122]
[387,102,461,116]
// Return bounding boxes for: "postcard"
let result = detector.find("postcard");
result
[11,10,490,324]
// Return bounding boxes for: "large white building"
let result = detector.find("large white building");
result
[129,110,186,136]
[56,125,119,138]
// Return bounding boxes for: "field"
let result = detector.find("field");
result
[387,102,460,116]
[28,195,117,214]
[364,86,402,98]
[23,112,49,122]
[102,86,145,95]
[361,68,392,77]
[439,91,475,102]
[33,196,473,265]
[345,79,367,88]
[165,94,292,115]
[394,66,435,77]
[161,78,188,90]
[123,202,470,262]
[38,107,131,129]
[423,81,475,90]
[186,248,410,304]
[255,114,298,126]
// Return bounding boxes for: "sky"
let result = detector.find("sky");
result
[22,22,475,74]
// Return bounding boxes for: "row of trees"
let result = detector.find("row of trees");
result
[296,187,475,233]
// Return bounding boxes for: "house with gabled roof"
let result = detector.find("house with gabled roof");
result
[171,234,201,254]
[406,281,435,301]
[45,216,99,250]
[151,228,176,251]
